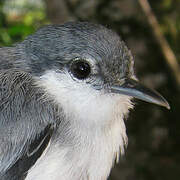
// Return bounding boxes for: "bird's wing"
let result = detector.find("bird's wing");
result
[0,125,53,180]
[0,70,56,180]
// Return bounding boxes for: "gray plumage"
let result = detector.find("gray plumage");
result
[0,22,169,180]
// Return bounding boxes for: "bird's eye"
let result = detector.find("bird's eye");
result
[70,60,91,80]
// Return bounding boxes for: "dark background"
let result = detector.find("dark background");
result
[0,0,180,179]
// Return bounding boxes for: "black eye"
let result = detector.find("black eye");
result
[70,60,91,80]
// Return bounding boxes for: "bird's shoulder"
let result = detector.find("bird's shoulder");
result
[0,69,57,179]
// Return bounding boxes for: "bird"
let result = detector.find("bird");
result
[0,21,169,180]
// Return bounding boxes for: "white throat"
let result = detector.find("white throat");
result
[26,71,133,180]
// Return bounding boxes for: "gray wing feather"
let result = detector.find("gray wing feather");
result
[0,69,57,178]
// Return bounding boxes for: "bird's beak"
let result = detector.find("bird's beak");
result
[110,78,170,109]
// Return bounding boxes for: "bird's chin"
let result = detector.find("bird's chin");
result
[114,95,134,114]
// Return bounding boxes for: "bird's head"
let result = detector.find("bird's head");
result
[18,22,169,127]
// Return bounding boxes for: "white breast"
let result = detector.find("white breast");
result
[26,71,133,180]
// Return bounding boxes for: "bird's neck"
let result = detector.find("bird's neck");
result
[26,97,132,180]
[28,73,133,179]
[0,44,29,72]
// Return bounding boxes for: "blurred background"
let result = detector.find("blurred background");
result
[0,0,179,179]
